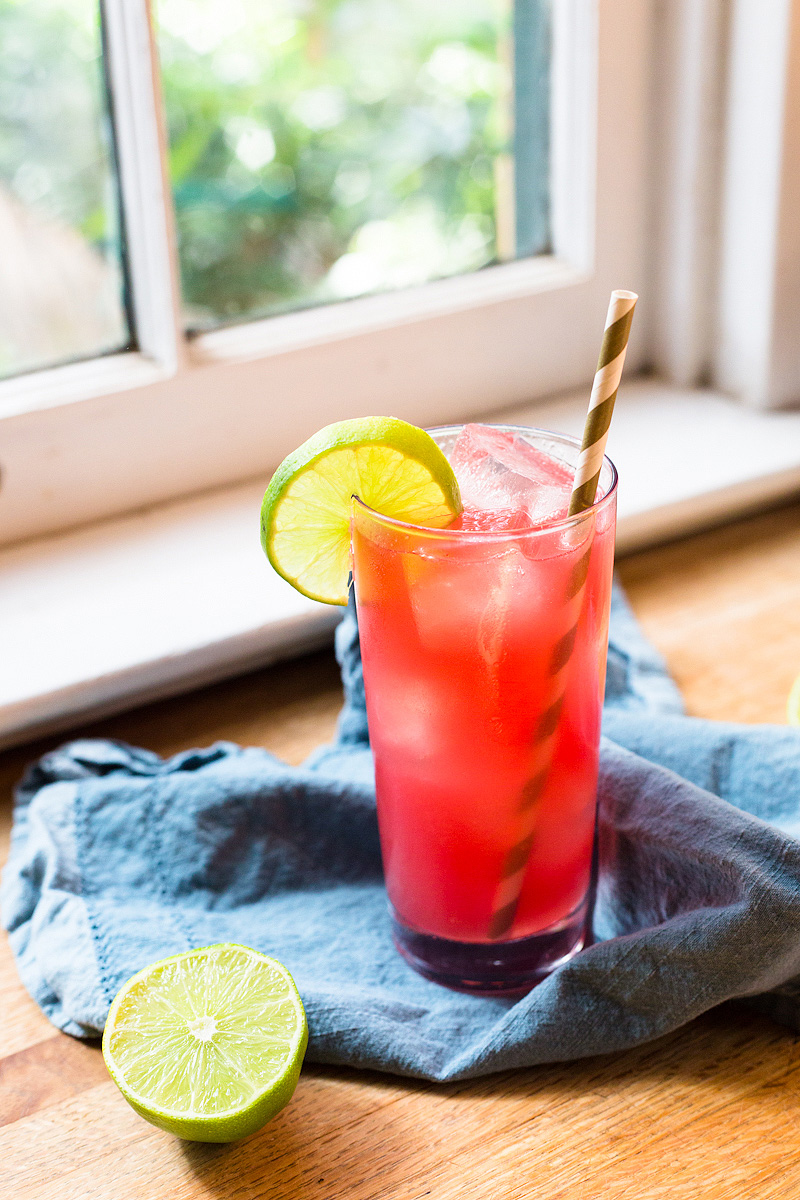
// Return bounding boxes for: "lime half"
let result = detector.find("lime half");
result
[102,944,308,1143]
[788,673,800,725]
[261,416,462,605]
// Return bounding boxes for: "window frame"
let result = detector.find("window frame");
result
[649,0,800,410]
[713,0,800,410]
[0,0,656,547]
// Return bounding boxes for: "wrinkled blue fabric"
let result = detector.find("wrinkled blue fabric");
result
[4,582,800,1081]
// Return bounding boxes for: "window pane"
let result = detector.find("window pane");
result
[157,0,550,331]
[0,0,130,380]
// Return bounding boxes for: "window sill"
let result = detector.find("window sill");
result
[5,377,800,750]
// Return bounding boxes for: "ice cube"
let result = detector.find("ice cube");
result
[405,542,525,655]
[450,424,572,529]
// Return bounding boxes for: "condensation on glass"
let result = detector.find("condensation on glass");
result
[0,0,130,380]
[156,0,551,331]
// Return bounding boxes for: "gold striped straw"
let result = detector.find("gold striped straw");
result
[488,289,638,941]
[569,290,638,516]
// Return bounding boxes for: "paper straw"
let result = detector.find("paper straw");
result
[488,290,637,941]
[568,290,638,516]
[488,544,593,939]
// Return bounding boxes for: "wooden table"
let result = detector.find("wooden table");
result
[5,502,800,1199]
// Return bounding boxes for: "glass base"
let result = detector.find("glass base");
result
[390,899,591,995]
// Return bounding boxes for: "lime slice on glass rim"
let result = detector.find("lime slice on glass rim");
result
[261,416,462,605]
[102,944,308,1143]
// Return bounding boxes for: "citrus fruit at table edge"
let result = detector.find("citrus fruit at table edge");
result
[102,943,308,1143]
[788,673,800,725]
[260,416,463,605]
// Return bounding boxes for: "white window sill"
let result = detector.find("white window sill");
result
[5,376,800,750]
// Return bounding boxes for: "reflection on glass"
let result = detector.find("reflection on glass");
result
[157,0,550,330]
[0,0,130,380]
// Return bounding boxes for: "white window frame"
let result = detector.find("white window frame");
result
[714,0,800,409]
[650,0,800,409]
[0,0,655,547]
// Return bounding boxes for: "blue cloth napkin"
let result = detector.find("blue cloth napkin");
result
[4,584,800,1081]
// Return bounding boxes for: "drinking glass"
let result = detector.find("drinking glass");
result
[351,426,617,993]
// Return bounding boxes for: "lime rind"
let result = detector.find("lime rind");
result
[788,673,800,725]
[102,944,308,1143]
[261,417,462,605]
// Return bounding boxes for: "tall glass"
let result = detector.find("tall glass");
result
[351,426,617,993]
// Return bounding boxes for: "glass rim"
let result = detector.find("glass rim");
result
[351,423,618,541]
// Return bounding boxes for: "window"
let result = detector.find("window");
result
[6,0,653,547]
[0,0,130,378]
[10,0,799,551]
[158,0,550,328]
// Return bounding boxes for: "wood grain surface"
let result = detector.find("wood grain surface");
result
[5,503,800,1199]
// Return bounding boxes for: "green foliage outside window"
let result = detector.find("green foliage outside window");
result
[0,0,513,360]
[158,0,512,328]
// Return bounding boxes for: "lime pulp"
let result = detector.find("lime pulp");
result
[260,416,462,605]
[102,944,308,1143]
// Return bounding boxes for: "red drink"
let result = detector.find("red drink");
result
[351,425,617,992]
